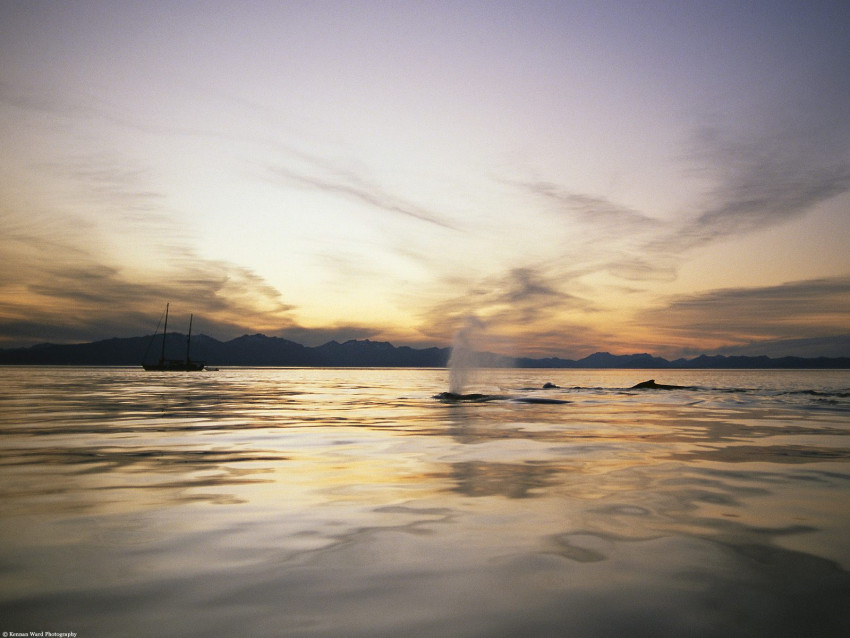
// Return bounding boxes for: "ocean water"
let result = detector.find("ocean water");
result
[1,366,849,637]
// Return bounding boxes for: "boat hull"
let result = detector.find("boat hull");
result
[143,360,205,372]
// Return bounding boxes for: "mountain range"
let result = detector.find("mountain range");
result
[1,333,849,368]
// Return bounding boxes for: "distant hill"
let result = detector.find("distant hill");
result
[703,335,850,358]
[0,334,451,367]
[1,333,849,368]
[515,351,850,369]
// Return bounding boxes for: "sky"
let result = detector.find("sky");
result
[1,0,848,358]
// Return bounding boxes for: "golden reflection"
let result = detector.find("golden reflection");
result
[2,368,850,637]
[432,461,562,499]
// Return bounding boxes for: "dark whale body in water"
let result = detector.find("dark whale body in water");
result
[630,379,695,390]
[434,392,569,404]
[434,392,506,402]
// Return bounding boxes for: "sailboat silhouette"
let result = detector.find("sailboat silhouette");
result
[142,303,205,371]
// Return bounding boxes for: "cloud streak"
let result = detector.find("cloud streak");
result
[270,150,457,231]
[513,104,850,290]
[524,182,662,233]
[0,239,300,347]
[512,181,679,283]
[636,276,850,352]
[665,124,850,251]
[416,266,600,352]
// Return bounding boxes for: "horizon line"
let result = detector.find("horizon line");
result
[2,331,849,363]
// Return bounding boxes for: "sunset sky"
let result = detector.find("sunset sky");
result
[1,1,848,358]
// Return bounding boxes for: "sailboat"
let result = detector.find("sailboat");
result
[142,303,206,371]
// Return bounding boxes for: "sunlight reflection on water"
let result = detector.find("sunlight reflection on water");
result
[1,367,849,637]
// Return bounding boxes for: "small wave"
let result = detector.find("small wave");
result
[782,389,850,399]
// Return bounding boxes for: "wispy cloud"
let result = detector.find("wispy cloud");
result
[54,157,165,214]
[0,237,300,346]
[0,80,215,138]
[508,105,850,295]
[417,266,595,348]
[270,150,457,231]
[524,182,661,232]
[664,124,850,251]
[636,276,850,350]
[514,181,678,282]
[0,79,99,120]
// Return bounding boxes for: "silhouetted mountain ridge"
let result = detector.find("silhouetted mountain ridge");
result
[0,333,848,368]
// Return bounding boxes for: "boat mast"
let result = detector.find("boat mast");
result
[186,314,193,365]
[160,303,169,365]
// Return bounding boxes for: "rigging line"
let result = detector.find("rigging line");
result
[141,308,167,364]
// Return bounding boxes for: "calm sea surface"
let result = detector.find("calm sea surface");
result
[1,366,849,637]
